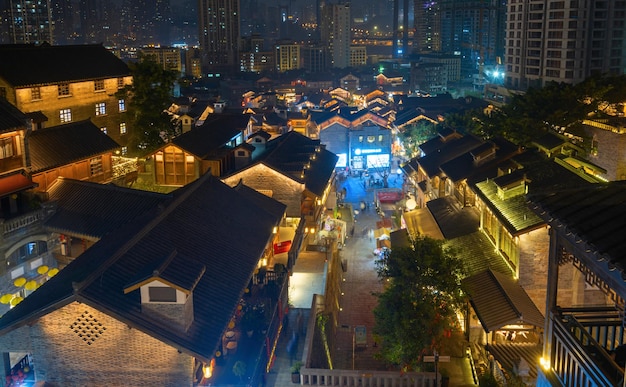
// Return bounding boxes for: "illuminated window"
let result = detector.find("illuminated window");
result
[100,127,107,134]
[90,157,103,176]
[118,99,126,112]
[119,122,127,134]
[59,108,72,123]
[31,87,41,100]
[94,79,105,91]
[58,83,70,96]
[121,146,128,155]
[95,102,106,116]
[0,137,14,159]
[117,77,125,89]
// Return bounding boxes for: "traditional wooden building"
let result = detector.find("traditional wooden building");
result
[28,120,120,192]
[0,173,287,386]
[147,114,252,186]
[0,44,132,151]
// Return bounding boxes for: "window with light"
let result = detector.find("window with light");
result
[59,109,72,123]
[95,102,106,116]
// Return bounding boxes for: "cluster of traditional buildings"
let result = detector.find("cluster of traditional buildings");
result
[397,124,626,385]
[0,40,626,387]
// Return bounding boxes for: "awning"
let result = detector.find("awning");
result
[374,227,391,240]
[0,171,37,197]
[462,269,544,332]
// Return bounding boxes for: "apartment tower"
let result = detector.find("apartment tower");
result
[505,0,626,90]
[198,0,240,74]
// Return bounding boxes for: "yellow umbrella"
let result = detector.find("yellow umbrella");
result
[48,268,59,277]
[37,265,49,275]
[25,280,38,291]
[13,277,26,287]
[0,294,13,304]
[10,296,23,307]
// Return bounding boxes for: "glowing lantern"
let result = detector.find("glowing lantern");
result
[13,277,26,287]
[37,265,49,275]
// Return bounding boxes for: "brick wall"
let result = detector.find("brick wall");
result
[586,126,626,181]
[0,302,195,387]
[223,164,304,218]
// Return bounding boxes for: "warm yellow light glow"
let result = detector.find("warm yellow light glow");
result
[310,228,315,234]
[203,363,213,379]
[316,199,322,206]
[273,226,278,234]
[539,357,550,371]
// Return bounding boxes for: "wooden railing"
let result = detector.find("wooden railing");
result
[298,368,438,387]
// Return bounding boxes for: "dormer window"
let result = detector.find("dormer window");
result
[148,286,177,303]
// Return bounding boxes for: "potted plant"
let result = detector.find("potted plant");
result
[241,302,266,337]
[290,361,302,383]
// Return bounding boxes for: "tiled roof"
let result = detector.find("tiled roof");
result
[445,231,512,277]
[0,98,27,133]
[532,131,566,151]
[0,44,130,87]
[440,138,519,183]
[45,178,169,240]
[0,173,284,363]
[28,120,120,173]
[418,135,484,177]
[426,196,480,239]
[171,114,248,159]
[473,150,596,236]
[261,131,338,197]
[528,181,626,266]
[463,269,545,332]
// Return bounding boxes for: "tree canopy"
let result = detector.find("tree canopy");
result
[117,58,178,156]
[443,74,626,147]
[372,234,467,370]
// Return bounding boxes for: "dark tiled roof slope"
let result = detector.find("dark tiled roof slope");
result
[45,178,169,239]
[172,114,248,159]
[528,181,626,264]
[29,120,120,172]
[440,138,519,183]
[418,135,484,177]
[463,269,544,332]
[261,131,338,196]
[0,174,283,362]
[0,99,28,133]
[0,44,130,87]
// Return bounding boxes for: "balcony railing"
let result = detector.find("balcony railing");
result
[548,308,624,386]
[299,368,438,386]
[2,208,46,236]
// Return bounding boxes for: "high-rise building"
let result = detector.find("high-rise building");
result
[392,0,411,58]
[505,0,626,90]
[320,1,350,68]
[198,0,240,74]
[5,0,53,44]
[413,0,506,77]
[276,42,301,72]
[414,0,441,53]
[51,0,74,44]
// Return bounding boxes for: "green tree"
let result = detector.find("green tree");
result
[117,58,178,156]
[400,120,438,158]
[373,234,467,370]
